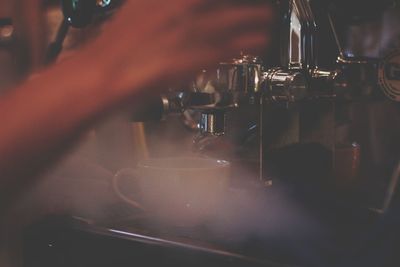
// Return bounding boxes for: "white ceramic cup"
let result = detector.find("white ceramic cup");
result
[113,157,230,226]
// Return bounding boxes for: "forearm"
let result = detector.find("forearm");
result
[0,51,147,184]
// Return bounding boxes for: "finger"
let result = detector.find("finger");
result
[229,32,270,55]
[190,0,273,15]
[98,0,200,43]
[171,5,272,49]
[194,5,272,32]
[161,3,272,36]
[111,0,202,29]
[160,33,270,83]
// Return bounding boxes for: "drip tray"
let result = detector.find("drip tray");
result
[23,194,379,267]
[23,211,303,267]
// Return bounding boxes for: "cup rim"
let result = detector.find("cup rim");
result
[137,157,230,171]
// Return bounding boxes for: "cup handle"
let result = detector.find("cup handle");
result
[112,168,146,211]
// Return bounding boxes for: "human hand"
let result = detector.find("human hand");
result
[0,0,273,183]
[80,0,273,102]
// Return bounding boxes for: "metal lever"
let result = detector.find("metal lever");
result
[264,68,307,103]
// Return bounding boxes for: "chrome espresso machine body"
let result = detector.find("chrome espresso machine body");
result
[151,0,400,212]
[23,1,400,267]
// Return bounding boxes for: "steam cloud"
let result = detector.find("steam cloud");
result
[2,114,328,267]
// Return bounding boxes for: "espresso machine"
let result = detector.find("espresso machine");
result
[138,0,400,212]
[23,0,400,266]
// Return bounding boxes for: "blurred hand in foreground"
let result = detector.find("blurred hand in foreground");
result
[0,0,273,202]
[79,0,273,101]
